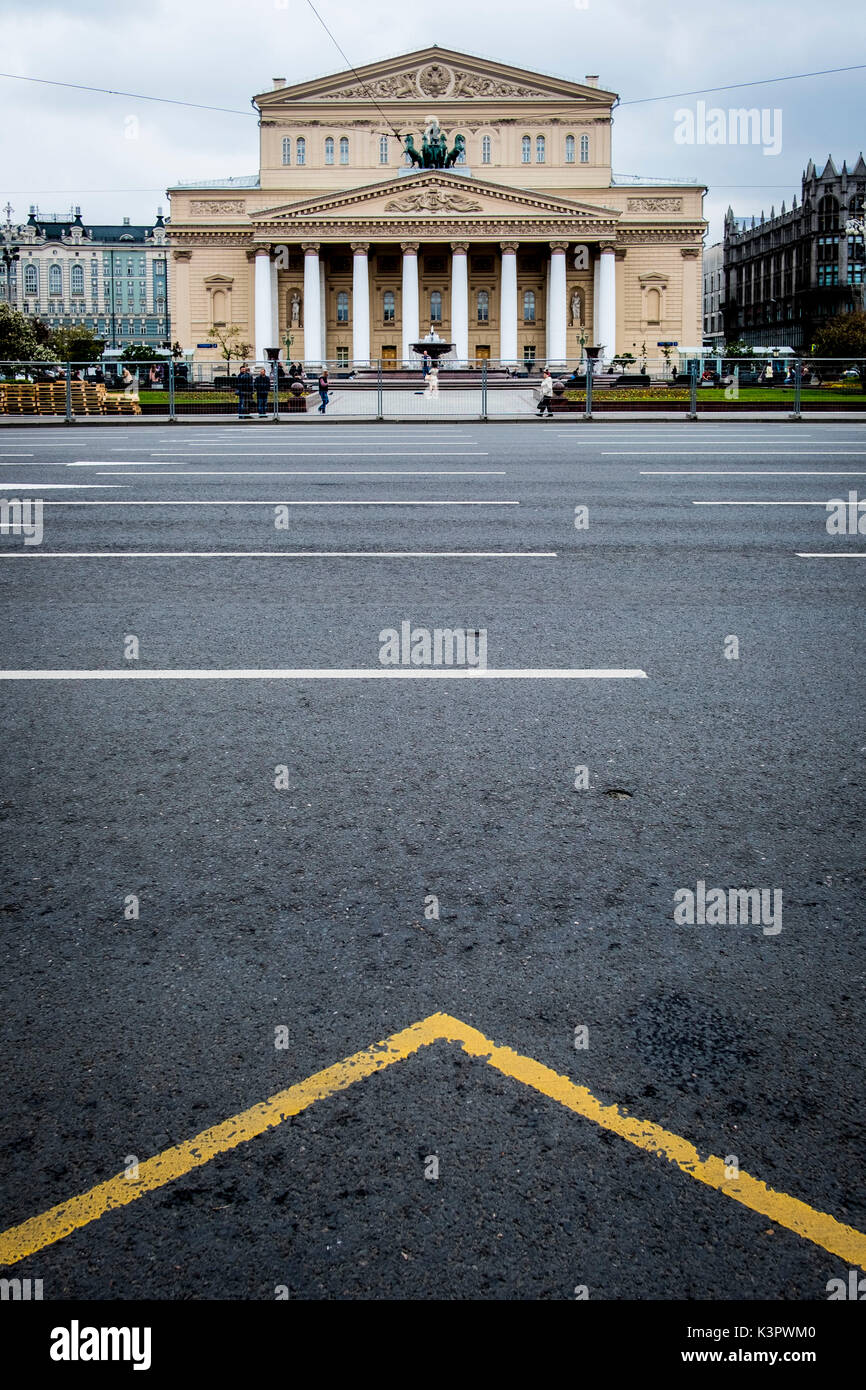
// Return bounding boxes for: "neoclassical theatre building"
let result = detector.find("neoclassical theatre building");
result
[167,47,707,368]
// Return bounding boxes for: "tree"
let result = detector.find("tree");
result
[121,344,161,363]
[210,323,252,370]
[812,312,866,388]
[0,302,54,364]
[51,325,104,362]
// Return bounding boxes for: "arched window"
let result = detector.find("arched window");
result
[481,135,491,164]
[536,135,545,163]
[646,287,661,324]
[477,290,489,323]
[565,135,575,164]
[523,289,535,323]
[521,135,531,164]
[580,134,589,163]
[49,264,62,295]
[818,195,839,232]
[339,136,349,165]
[24,264,38,295]
[336,290,349,323]
[383,290,395,323]
[325,137,335,165]
[430,290,442,322]
[282,137,291,165]
[71,264,84,294]
[296,137,306,166]
[379,135,389,165]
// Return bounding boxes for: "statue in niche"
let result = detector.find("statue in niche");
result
[570,290,583,327]
[290,291,301,328]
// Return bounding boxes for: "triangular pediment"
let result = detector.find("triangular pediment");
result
[255,46,617,107]
[251,172,621,226]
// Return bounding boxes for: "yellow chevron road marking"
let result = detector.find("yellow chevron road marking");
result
[1,1011,863,1272]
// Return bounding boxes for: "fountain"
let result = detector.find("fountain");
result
[410,327,455,364]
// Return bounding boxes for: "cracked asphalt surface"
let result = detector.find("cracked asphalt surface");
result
[0,419,863,1299]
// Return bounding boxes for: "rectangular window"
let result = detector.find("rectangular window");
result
[336,346,349,366]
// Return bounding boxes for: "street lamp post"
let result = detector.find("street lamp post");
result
[1,245,20,306]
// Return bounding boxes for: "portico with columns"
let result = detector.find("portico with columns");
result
[167,47,706,370]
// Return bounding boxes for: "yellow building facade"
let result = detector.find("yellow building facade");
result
[167,47,707,369]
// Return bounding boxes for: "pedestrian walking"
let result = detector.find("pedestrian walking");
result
[254,366,271,417]
[536,368,554,417]
[317,369,330,413]
[421,350,432,378]
[424,365,439,397]
[236,363,253,418]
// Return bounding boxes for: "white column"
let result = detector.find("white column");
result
[499,241,518,366]
[254,248,273,362]
[302,243,322,366]
[593,254,601,346]
[598,244,617,364]
[401,242,419,367]
[269,256,279,354]
[450,243,469,364]
[548,242,568,368]
[351,242,370,367]
[545,263,551,361]
[319,258,327,364]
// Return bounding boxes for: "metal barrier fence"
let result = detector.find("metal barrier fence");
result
[0,357,863,420]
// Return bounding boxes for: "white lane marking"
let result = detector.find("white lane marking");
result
[90,470,504,478]
[642,470,866,476]
[146,451,490,457]
[0,483,126,489]
[607,451,866,456]
[0,667,646,680]
[796,552,866,558]
[691,500,834,506]
[35,498,518,508]
[0,550,556,559]
[69,466,505,475]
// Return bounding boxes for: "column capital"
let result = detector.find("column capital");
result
[680,246,701,259]
[351,241,370,255]
[172,249,192,262]
[500,241,519,254]
[549,241,569,253]
[302,242,320,256]
[598,241,617,255]
[251,243,271,258]
[450,241,469,254]
[400,241,419,255]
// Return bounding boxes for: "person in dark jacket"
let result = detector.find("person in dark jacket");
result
[236,364,253,418]
[317,369,330,413]
[254,366,271,417]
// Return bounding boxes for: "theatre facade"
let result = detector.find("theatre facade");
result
[167,47,707,368]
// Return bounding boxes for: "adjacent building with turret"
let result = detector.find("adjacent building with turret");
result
[717,156,866,350]
[0,206,170,350]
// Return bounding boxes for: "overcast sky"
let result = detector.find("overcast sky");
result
[1,0,863,242]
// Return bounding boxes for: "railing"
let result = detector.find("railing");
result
[0,357,863,420]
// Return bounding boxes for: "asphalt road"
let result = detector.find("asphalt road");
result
[0,419,863,1300]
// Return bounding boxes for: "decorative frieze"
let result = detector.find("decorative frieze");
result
[626,197,684,214]
[384,190,484,213]
[189,200,246,216]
